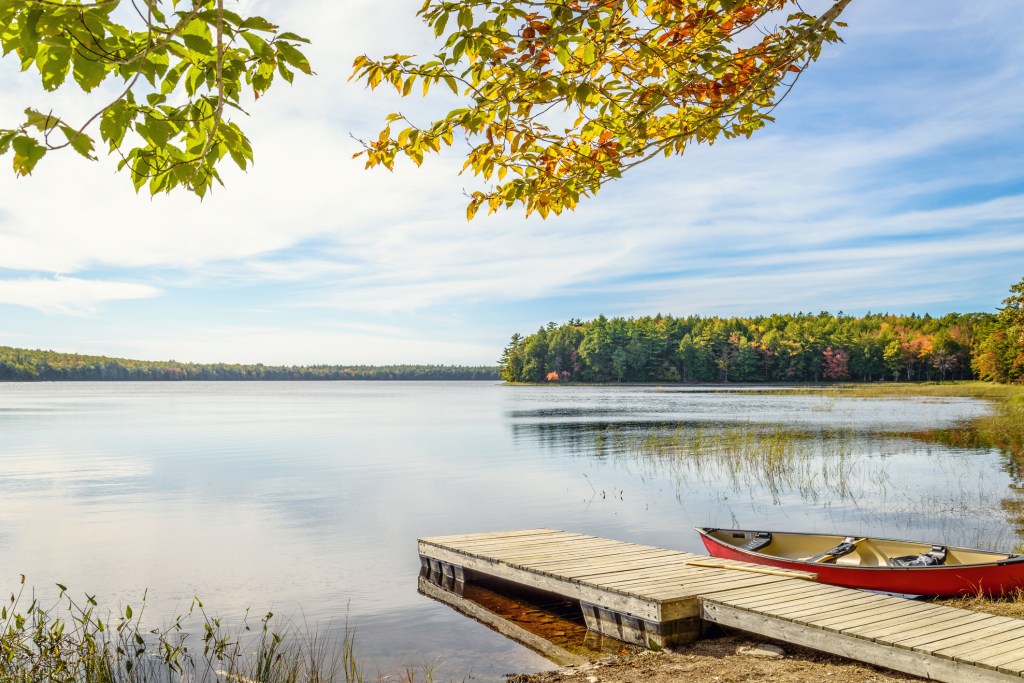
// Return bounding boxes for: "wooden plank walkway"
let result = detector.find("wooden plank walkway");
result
[419,528,1024,683]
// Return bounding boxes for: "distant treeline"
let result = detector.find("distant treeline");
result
[500,289,1024,385]
[0,346,499,382]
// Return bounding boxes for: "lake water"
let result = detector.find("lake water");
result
[0,382,1014,680]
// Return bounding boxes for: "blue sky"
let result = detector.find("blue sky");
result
[0,1,1022,365]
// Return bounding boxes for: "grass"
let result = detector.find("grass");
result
[758,380,1024,402]
[1,576,365,683]
[936,588,1024,620]
[629,425,860,504]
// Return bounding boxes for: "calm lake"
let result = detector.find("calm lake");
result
[0,382,1015,680]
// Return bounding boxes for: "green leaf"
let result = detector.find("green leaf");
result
[276,61,294,84]
[276,42,312,75]
[99,102,134,149]
[185,65,207,96]
[197,9,244,27]
[240,16,277,32]
[11,135,46,175]
[161,62,188,95]
[19,8,43,61]
[38,39,72,91]
[277,32,310,44]
[22,108,55,132]
[241,31,271,58]
[181,33,213,55]
[137,117,173,147]
[72,50,108,92]
[251,61,275,93]
[60,124,96,159]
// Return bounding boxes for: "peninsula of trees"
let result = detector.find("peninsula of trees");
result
[499,279,1024,385]
[0,347,498,382]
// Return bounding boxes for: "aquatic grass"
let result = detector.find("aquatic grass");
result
[0,576,364,683]
[756,381,1024,402]
[625,425,862,504]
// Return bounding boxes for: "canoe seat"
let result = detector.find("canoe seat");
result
[889,545,947,567]
[740,532,772,552]
[809,537,862,563]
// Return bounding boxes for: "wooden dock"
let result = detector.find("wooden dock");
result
[419,528,1024,682]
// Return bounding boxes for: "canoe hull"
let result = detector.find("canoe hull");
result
[697,528,1024,597]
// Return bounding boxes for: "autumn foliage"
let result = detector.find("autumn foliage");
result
[354,0,852,218]
[974,277,1024,384]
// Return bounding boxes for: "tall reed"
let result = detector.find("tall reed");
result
[1,576,364,683]
[629,425,860,504]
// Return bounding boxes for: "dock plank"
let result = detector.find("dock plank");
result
[948,634,1024,663]
[642,575,796,599]
[932,627,1024,659]
[843,606,972,641]
[899,617,1024,653]
[811,601,937,632]
[974,642,1024,670]
[695,579,840,602]
[759,591,894,620]
[894,614,1012,649]
[724,581,849,600]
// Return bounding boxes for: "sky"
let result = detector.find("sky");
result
[0,1,1022,366]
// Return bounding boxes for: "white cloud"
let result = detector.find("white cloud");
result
[0,277,160,315]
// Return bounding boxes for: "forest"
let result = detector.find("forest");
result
[499,278,1024,385]
[4,279,1021,385]
[0,347,499,382]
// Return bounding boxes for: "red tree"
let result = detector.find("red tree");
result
[822,346,851,381]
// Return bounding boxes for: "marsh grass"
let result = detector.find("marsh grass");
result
[1,576,364,683]
[626,425,861,504]
[759,381,1023,402]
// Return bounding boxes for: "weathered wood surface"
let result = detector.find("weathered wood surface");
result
[420,528,1024,681]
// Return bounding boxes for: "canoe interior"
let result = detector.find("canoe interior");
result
[705,529,1013,567]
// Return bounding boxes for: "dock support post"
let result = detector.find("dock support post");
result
[580,602,702,648]
[419,555,471,596]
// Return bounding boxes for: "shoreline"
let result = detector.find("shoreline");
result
[509,633,920,683]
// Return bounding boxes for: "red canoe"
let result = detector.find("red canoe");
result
[696,527,1024,596]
